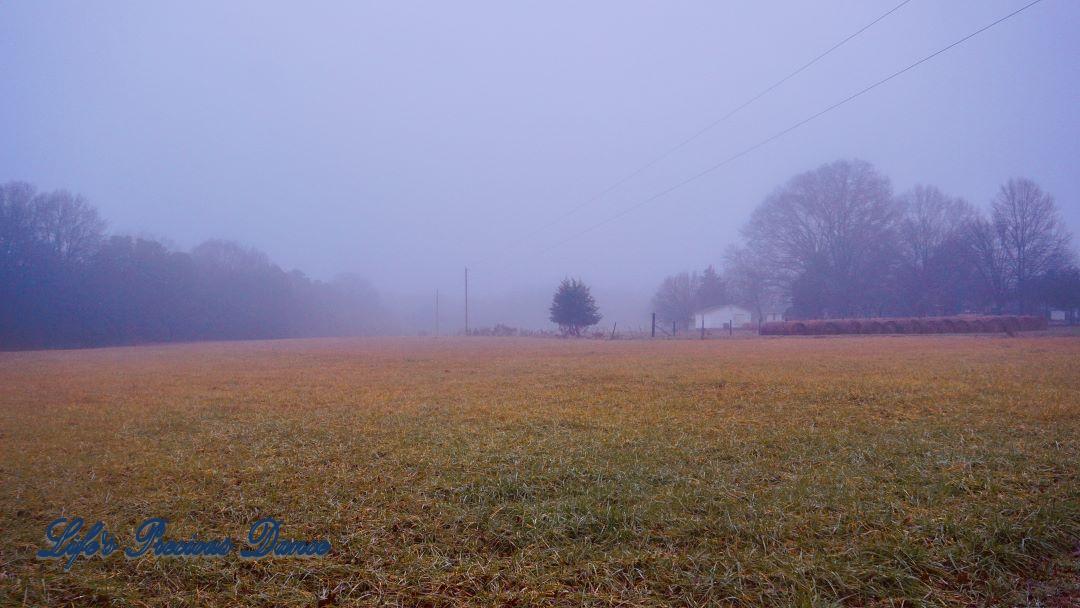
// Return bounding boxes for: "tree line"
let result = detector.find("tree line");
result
[654,159,1078,327]
[0,182,392,349]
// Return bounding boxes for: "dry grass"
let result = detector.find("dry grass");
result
[1,336,1078,606]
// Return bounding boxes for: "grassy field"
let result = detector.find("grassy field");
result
[1,336,1078,606]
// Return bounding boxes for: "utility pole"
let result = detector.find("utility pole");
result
[651,312,656,338]
[464,267,469,336]
[435,289,439,337]
[701,315,705,340]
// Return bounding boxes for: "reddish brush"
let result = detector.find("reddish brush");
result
[759,322,780,335]
[757,315,1045,336]
[1018,316,1047,331]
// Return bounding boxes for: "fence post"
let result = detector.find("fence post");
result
[672,320,677,338]
[729,319,733,336]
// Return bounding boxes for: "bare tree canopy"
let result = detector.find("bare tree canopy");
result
[895,185,977,315]
[991,178,1073,312]
[965,216,1012,312]
[723,245,780,322]
[32,190,106,264]
[651,272,699,331]
[897,185,975,271]
[0,182,106,267]
[743,159,898,318]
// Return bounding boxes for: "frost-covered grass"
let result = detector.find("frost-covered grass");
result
[1,336,1077,606]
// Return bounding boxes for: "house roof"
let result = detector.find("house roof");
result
[694,304,750,314]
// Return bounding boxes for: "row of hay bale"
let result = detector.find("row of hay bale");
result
[759,315,1046,336]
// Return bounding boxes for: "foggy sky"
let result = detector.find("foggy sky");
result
[3,1,1078,330]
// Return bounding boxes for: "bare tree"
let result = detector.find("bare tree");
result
[991,178,1072,312]
[31,190,106,264]
[723,246,780,323]
[742,159,899,317]
[896,185,976,314]
[651,272,699,331]
[964,216,1011,313]
[0,182,37,272]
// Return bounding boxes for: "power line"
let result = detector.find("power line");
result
[533,0,1047,255]
[485,0,914,262]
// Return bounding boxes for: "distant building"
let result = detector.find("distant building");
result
[761,310,784,323]
[695,304,752,329]
[694,304,784,329]
[1049,309,1077,325]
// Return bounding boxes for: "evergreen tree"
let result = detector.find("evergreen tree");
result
[696,265,726,309]
[549,278,601,336]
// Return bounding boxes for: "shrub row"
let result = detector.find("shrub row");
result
[759,315,1046,336]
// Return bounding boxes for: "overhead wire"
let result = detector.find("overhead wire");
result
[530,0,1047,256]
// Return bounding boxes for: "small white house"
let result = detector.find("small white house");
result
[761,310,784,323]
[695,304,753,329]
[1049,309,1077,325]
